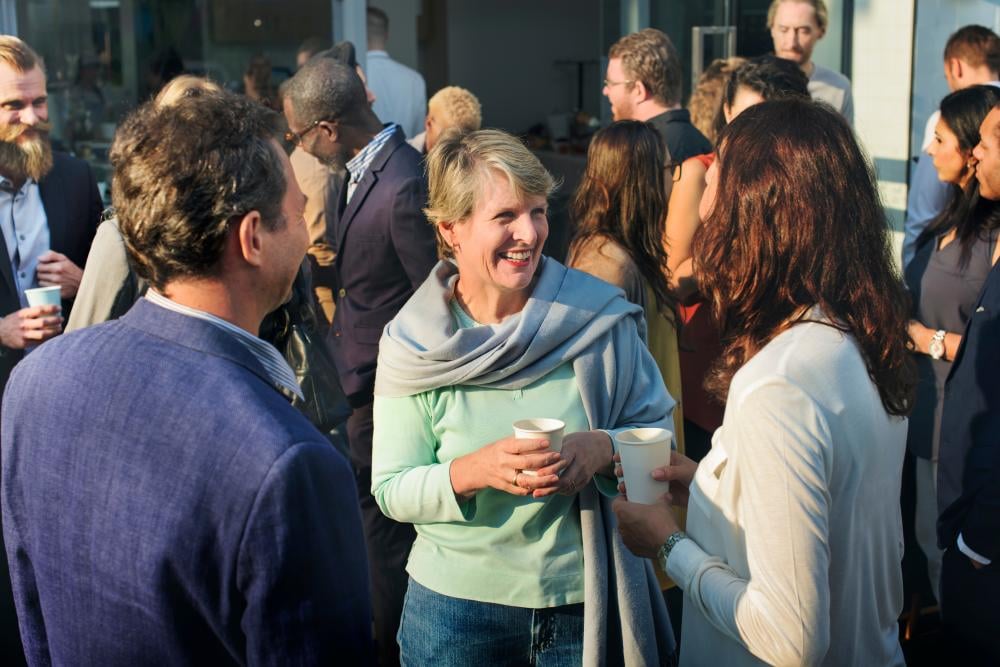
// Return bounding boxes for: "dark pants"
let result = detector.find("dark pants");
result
[939,545,1000,664]
[347,400,416,667]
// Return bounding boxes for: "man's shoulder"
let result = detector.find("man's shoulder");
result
[47,150,94,181]
[811,63,852,90]
[376,135,425,181]
[368,51,424,83]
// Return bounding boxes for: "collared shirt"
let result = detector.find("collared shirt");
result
[345,123,398,204]
[145,290,303,402]
[0,177,49,308]
[366,50,427,139]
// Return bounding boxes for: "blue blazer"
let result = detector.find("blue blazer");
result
[937,260,1000,561]
[1,299,373,664]
[329,127,438,407]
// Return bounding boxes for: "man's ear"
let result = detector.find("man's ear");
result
[632,79,650,103]
[946,57,963,82]
[318,119,339,143]
[235,211,265,267]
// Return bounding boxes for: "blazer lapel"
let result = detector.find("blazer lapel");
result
[0,224,14,299]
[333,128,407,258]
[38,163,69,254]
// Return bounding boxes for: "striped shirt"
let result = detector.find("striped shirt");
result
[345,123,399,203]
[145,290,303,402]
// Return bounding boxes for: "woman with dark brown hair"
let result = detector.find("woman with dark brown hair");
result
[567,120,682,452]
[614,98,915,666]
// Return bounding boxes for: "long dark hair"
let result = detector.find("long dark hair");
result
[917,85,1000,268]
[693,99,915,416]
[568,120,674,313]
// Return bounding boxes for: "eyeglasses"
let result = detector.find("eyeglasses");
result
[603,78,634,88]
[666,162,683,183]
[284,119,322,146]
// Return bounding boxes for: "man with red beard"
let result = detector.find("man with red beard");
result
[0,37,100,391]
[0,35,100,661]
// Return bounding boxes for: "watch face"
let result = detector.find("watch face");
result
[930,338,945,359]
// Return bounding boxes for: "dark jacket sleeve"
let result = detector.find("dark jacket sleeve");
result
[237,440,372,665]
[959,440,1000,561]
[389,176,437,289]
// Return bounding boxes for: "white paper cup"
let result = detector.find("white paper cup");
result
[616,427,672,504]
[24,286,62,309]
[513,418,565,476]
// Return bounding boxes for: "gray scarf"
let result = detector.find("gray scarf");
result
[377,258,676,666]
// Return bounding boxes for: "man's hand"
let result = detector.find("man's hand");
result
[0,305,62,349]
[36,251,83,299]
[612,493,679,559]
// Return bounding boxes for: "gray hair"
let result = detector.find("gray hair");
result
[425,129,556,259]
[283,57,367,126]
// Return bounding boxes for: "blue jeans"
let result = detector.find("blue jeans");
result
[398,578,584,667]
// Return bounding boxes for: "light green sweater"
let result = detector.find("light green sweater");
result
[372,305,594,608]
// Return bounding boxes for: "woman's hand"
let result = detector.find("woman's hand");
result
[614,450,697,508]
[907,319,930,354]
[533,430,613,498]
[612,493,679,559]
[450,436,563,500]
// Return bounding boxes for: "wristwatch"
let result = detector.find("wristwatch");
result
[657,530,688,571]
[929,329,946,360]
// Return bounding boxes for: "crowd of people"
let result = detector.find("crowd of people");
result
[0,0,997,665]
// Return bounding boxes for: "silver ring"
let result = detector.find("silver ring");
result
[513,470,521,486]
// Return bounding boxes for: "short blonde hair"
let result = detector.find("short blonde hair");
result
[428,86,482,134]
[0,36,42,72]
[154,75,222,108]
[425,129,556,259]
[766,0,828,32]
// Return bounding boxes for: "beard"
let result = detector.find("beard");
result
[0,121,54,183]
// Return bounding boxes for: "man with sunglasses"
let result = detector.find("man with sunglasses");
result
[283,57,436,667]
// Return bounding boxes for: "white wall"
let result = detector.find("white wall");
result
[851,0,915,262]
[445,0,602,133]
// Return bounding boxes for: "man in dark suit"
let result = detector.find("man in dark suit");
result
[0,36,101,663]
[1,89,372,663]
[936,102,1000,663]
[283,58,437,665]
[0,36,101,393]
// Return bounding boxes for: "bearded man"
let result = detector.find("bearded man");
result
[0,35,100,661]
[0,36,102,394]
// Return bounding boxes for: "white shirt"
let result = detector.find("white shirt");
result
[366,50,427,139]
[667,313,906,666]
[0,177,49,308]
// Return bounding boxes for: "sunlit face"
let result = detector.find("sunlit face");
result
[282,96,345,170]
[770,1,824,66]
[443,171,549,312]
[699,157,719,221]
[928,117,972,186]
[263,145,310,308]
[603,57,637,121]
[723,85,766,124]
[973,108,1000,200]
[0,64,53,181]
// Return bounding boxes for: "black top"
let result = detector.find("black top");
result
[646,109,713,163]
[904,229,998,460]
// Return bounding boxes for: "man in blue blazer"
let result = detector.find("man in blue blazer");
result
[936,103,1000,662]
[1,89,372,664]
[283,58,437,665]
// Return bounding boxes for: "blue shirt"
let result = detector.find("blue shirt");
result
[0,177,49,308]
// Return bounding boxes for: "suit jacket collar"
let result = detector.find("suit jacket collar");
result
[121,298,286,399]
[335,127,408,253]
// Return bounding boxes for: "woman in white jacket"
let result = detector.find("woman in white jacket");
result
[614,98,916,667]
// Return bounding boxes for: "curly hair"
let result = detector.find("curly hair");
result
[687,57,746,144]
[608,28,682,107]
[110,90,285,290]
[428,86,482,133]
[692,99,915,416]
[568,121,674,314]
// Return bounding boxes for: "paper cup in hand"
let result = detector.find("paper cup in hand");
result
[513,418,565,476]
[24,286,62,309]
[616,428,672,504]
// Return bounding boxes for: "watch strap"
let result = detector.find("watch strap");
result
[657,530,688,571]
